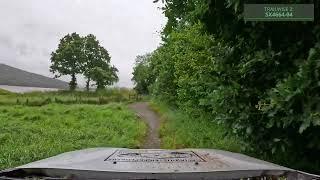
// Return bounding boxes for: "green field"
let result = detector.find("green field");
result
[0,88,135,106]
[0,103,146,170]
[149,100,242,152]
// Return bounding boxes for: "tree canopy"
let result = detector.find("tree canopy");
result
[50,33,84,90]
[133,0,320,173]
[131,54,154,94]
[50,33,118,90]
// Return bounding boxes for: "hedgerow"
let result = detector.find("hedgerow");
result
[132,0,320,173]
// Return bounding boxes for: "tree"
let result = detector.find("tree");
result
[82,34,118,90]
[132,54,154,94]
[50,33,84,90]
[82,34,105,91]
[51,33,118,91]
[83,38,118,90]
[90,65,119,90]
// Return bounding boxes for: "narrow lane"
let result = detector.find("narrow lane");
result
[128,102,161,149]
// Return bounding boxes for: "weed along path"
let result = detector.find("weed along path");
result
[128,102,161,149]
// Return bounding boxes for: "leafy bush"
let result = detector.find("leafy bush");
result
[133,0,320,173]
[148,45,178,105]
[256,45,320,171]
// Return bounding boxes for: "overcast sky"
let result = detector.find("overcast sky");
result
[0,0,166,87]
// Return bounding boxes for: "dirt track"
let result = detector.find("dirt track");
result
[128,102,161,149]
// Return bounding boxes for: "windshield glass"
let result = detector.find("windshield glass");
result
[0,0,319,179]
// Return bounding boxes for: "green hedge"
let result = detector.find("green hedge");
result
[132,0,320,173]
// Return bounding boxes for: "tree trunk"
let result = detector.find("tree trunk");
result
[69,73,77,91]
[96,83,105,91]
[86,78,90,91]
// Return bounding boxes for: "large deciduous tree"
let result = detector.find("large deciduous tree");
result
[83,35,119,90]
[50,33,118,91]
[50,33,84,90]
[82,34,107,91]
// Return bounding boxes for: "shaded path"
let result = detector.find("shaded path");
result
[128,102,161,149]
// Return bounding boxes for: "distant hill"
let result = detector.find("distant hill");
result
[0,63,69,89]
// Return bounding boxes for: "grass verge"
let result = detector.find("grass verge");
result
[0,103,146,170]
[149,100,242,152]
[0,88,12,95]
[149,100,320,174]
[0,88,138,106]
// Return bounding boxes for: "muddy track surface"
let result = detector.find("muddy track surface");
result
[128,102,161,149]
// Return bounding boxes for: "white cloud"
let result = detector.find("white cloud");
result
[0,0,166,87]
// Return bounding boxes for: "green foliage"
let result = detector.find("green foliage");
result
[256,45,320,171]
[133,45,177,104]
[0,88,135,106]
[90,66,119,90]
[138,0,320,173]
[50,33,118,91]
[132,54,154,94]
[0,89,11,95]
[50,33,84,90]
[83,34,118,90]
[149,100,242,152]
[169,23,227,114]
[0,103,146,169]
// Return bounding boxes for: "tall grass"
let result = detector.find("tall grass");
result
[149,100,242,152]
[0,103,147,170]
[0,88,137,106]
[0,88,12,95]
